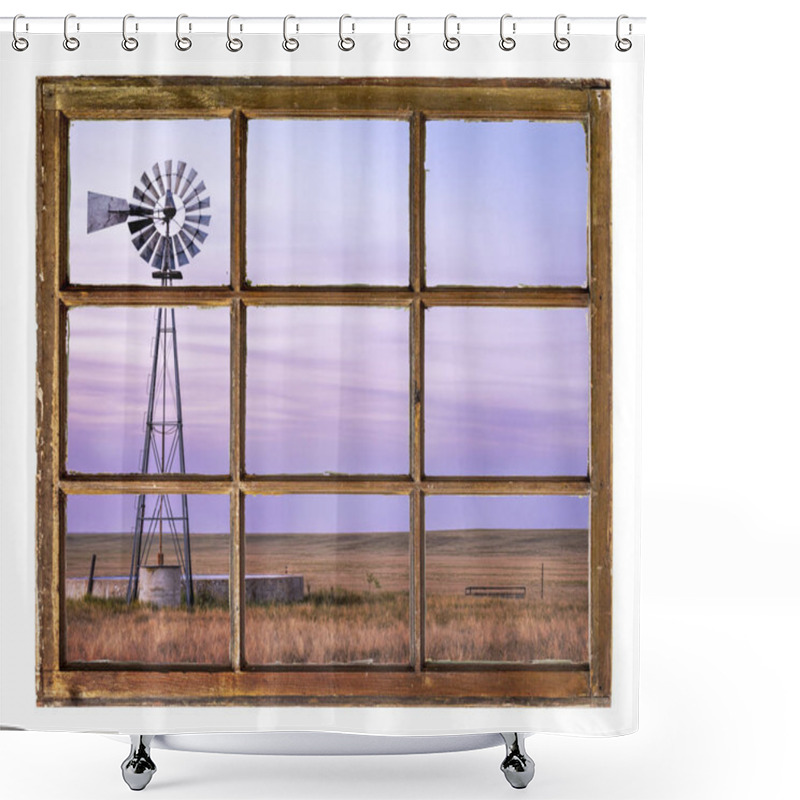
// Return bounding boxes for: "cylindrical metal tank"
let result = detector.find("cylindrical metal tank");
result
[139,565,182,607]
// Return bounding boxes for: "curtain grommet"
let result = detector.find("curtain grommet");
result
[443,14,460,51]
[226,15,243,52]
[553,14,570,52]
[12,14,29,51]
[499,14,516,51]
[63,13,80,51]
[615,15,633,51]
[121,14,139,52]
[394,14,411,51]
[175,13,192,51]
[338,14,355,51]
[282,15,299,52]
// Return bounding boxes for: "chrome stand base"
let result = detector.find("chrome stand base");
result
[121,735,156,791]
[500,733,535,789]
[118,731,531,790]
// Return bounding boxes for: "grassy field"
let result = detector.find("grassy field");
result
[425,529,588,662]
[65,529,587,665]
[66,597,229,664]
[66,533,230,578]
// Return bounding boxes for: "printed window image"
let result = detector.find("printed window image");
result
[38,79,611,705]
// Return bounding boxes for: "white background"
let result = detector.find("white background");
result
[2,1,799,799]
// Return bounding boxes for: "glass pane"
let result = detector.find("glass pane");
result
[246,307,409,474]
[425,308,589,476]
[247,119,409,285]
[66,307,229,473]
[69,119,230,285]
[426,120,588,286]
[245,495,410,665]
[425,495,589,663]
[65,494,230,665]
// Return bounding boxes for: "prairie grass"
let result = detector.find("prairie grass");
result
[246,590,409,665]
[425,528,588,662]
[65,528,589,666]
[425,596,587,663]
[65,597,229,664]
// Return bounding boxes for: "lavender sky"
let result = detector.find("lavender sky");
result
[67,494,587,537]
[67,119,590,534]
[247,120,409,285]
[246,306,409,474]
[426,120,588,287]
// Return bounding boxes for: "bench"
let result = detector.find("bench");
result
[465,585,526,599]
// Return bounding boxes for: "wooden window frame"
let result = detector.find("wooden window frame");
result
[36,77,611,707]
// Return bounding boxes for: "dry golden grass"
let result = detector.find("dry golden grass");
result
[246,592,409,665]
[426,596,587,663]
[65,528,588,665]
[65,598,229,664]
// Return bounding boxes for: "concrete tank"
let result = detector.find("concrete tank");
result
[139,565,182,608]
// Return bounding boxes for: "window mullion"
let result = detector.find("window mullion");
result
[230,110,247,671]
[410,112,426,670]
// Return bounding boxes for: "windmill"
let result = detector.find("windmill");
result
[87,160,211,608]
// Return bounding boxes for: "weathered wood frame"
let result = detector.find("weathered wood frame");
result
[36,77,611,706]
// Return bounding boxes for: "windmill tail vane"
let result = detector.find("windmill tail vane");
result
[86,159,211,280]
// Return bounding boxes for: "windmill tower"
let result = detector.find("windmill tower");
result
[87,161,211,608]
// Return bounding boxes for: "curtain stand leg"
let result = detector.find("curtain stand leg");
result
[500,732,535,789]
[121,735,157,791]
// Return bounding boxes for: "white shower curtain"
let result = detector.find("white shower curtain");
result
[0,14,644,738]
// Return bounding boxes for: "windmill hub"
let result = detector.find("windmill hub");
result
[154,189,184,232]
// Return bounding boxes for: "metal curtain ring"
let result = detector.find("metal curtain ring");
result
[553,14,570,51]
[226,14,243,51]
[63,13,80,51]
[12,14,29,51]
[443,14,460,51]
[175,13,192,51]
[499,13,516,51]
[394,14,410,51]
[338,14,355,51]
[282,15,299,51]
[122,14,139,51]
[615,14,632,51]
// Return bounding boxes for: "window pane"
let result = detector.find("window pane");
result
[247,119,409,285]
[245,495,410,665]
[426,121,588,286]
[425,495,589,663]
[69,120,230,285]
[246,307,409,474]
[66,307,230,473]
[425,308,589,476]
[65,494,230,665]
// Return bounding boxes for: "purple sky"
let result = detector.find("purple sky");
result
[66,307,230,474]
[425,495,588,532]
[66,119,590,532]
[66,494,587,537]
[426,308,589,476]
[67,494,230,536]
[426,120,588,287]
[247,120,409,286]
[245,494,409,535]
[246,306,409,474]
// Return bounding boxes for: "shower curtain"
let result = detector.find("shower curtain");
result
[0,15,644,739]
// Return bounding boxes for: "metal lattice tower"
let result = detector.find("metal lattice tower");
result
[87,160,211,608]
